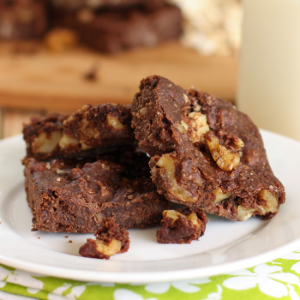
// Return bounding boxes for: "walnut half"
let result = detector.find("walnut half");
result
[32,131,62,153]
[206,133,240,171]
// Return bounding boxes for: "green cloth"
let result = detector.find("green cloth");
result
[1,251,300,300]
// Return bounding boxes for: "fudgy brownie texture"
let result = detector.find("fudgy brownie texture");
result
[24,156,170,233]
[79,218,130,260]
[51,0,165,10]
[51,4,182,53]
[23,103,134,161]
[0,0,47,39]
[132,75,285,221]
[156,208,208,244]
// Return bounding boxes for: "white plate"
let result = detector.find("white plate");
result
[0,131,299,283]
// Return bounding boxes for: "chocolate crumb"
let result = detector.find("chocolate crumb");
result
[65,236,68,238]
[68,240,72,243]
[83,64,98,81]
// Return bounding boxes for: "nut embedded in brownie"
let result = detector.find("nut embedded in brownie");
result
[131,75,285,221]
[23,103,134,161]
[0,0,48,40]
[79,218,130,259]
[156,208,208,244]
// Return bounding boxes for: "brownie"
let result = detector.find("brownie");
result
[0,0,47,40]
[23,103,134,161]
[24,156,170,233]
[132,75,285,221]
[156,208,208,244]
[79,218,130,260]
[51,4,182,53]
[51,0,165,11]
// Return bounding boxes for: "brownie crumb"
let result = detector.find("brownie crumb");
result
[79,218,130,259]
[83,64,98,82]
[156,209,208,244]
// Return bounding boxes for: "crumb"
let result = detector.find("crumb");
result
[38,237,40,239]
[68,240,72,243]
[83,64,98,81]
[31,228,38,232]
[65,236,68,238]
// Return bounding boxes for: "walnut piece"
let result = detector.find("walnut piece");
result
[44,29,78,53]
[95,239,122,256]
[257,189,278,214]
[163,210,199,227]
[58,134,79,149]
[175,121,189,134]
[32,131,62,153]
[156,154,197,202]
[188,112,210,143]
[206,134,240,171]
[81,118,100,138]
[213,188,231,203]
[183,94,190,103]
[106,114,124,130]
[237,206,255,221]
[139,107,148,116]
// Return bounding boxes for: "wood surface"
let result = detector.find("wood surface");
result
[0,41,238,114]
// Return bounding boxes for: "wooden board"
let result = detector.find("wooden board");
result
[0,41,238,114]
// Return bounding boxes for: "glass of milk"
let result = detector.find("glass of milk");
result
[237,0,300,141]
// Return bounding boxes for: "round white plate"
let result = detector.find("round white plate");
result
[0,131,299,283]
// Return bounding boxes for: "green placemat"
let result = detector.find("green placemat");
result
[1,251,300,300]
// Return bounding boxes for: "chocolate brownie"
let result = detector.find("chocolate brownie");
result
[132,75,285,221]
[51,4,182,53]
[24,156,169,233]
[156,208,208,244]
[23,103,134,161]
[79,218,130,260]
[51,0,165,11]
[0,0,47,40]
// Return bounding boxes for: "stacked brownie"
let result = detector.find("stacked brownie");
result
[23,75,285,258]
[0,0,48,39]
[49,0,182,53]
[23,103,170,234]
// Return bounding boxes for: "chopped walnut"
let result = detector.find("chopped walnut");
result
[188,112,210,143]
[106,114,124,130]
[94,239,122,256]
[213,188,231,203]
[139,107,148,116]
[32,131,62,153]
[206,133,240,171]
[156,154,196,202]
[237,206,255,221]
[58,134,79,149]
[183,94,190,103]
[257,190,278,214]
